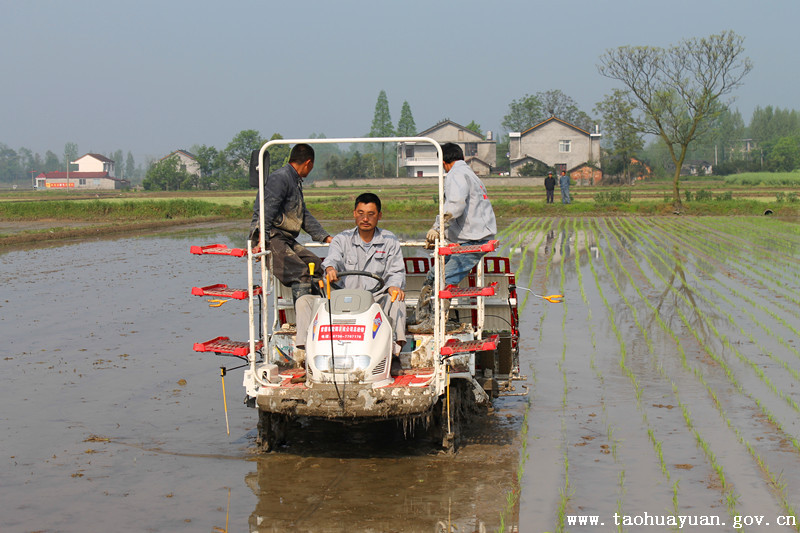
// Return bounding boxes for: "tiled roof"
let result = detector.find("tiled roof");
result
[77,153,115,163]
[521,116,590,137]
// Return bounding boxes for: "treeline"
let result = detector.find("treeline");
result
[143,92,422,191]
[636,106,800,177]
[0,143,144,185]
[141,131,411,191]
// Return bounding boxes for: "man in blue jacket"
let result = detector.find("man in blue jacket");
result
[411,142,496,332]
[249,143,332,302]
[559,170,572,204]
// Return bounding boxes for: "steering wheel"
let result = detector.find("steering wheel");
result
[331,270,385,294]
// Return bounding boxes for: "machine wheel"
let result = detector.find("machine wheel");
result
[257,411,289,452]
[431,381,465,454]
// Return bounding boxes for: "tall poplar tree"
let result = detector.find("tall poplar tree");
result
[369,90,394,176]
[396,101,417,136]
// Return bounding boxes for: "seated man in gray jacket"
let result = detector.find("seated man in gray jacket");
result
[294,193,406,367]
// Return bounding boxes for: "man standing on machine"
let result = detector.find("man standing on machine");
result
[411,142,497,332]
[248,143,332,302]
[294,192,407,366]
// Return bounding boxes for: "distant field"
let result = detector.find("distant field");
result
[2,174,799,231]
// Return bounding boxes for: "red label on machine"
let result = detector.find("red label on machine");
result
[318,324,366,341]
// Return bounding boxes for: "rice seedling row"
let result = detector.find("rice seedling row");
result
[607,217,800,525]
[516,216,800,531]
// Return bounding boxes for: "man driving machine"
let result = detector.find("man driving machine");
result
[294,193,407,369]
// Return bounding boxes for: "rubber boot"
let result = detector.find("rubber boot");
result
[415,281,433,322]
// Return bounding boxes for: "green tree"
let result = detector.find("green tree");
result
[225,129,263,168]
[594,88,644,182]
[306,132,341,181]
[465,121,482,135]
[767,136,800,171]
[369,90,394,176]
[193,144,220,189]
[142,156,193,191]
[0,144,22,183]
[495,135,510,175]
[707,107,746,163]
[396,101,417,137]
[749,106,800,144]
[266,133,290,174]
[502,94,543,132]
[598,30,752,210]
[125,152,136,182]
[44,150,60,172]
[539,89,594,131]
[112,149,123,177]
[64,142,79,168]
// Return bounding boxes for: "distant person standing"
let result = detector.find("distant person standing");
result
[544,171,556,204]
[559,170,571,204]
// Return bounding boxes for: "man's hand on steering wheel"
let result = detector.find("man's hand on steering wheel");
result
[325,266,339,282]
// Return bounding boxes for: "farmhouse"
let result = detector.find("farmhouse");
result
[35,153,130,190]
[397,120,497,177]
[159,149,201,177]
[509,116,602,182]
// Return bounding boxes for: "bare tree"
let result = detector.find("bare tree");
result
[598,30,752,210]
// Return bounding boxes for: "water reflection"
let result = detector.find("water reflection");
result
[521,228,598,265]
[650,245,721,342]
[244,419,520,533]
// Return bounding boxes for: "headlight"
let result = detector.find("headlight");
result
[314,355,358,371]
[314,355,330,372]
[352,355,371,370]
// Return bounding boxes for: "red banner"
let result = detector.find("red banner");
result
[318,324,365,341]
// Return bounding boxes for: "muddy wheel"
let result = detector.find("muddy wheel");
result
[257,411,289,452]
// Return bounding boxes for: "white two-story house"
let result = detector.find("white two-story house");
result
[36,153,129,190]
[397,120,497,177]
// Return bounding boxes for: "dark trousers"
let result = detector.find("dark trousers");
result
[268,233,322,287]
[546,189,554,203]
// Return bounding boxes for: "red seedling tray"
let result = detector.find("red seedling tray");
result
[190,244,246,257]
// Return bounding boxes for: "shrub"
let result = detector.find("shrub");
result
[695,189,713,201]
[789,192,799,203]
[776,192,785,203]
[594,189,632,204]
[715,191,733,201]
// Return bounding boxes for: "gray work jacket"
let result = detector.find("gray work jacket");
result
[322,227,405,295]
[249,164,329,243]
[434,160,497,243]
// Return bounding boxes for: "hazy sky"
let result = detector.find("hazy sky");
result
[2,0,798,165]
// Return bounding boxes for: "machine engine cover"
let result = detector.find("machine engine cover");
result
[306,289,392,385]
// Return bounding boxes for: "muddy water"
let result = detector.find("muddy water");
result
[0,224,526,533]
[6,215,800,533]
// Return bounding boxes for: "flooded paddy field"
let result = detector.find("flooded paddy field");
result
[2,216,800,532]
[506,216,800,532]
